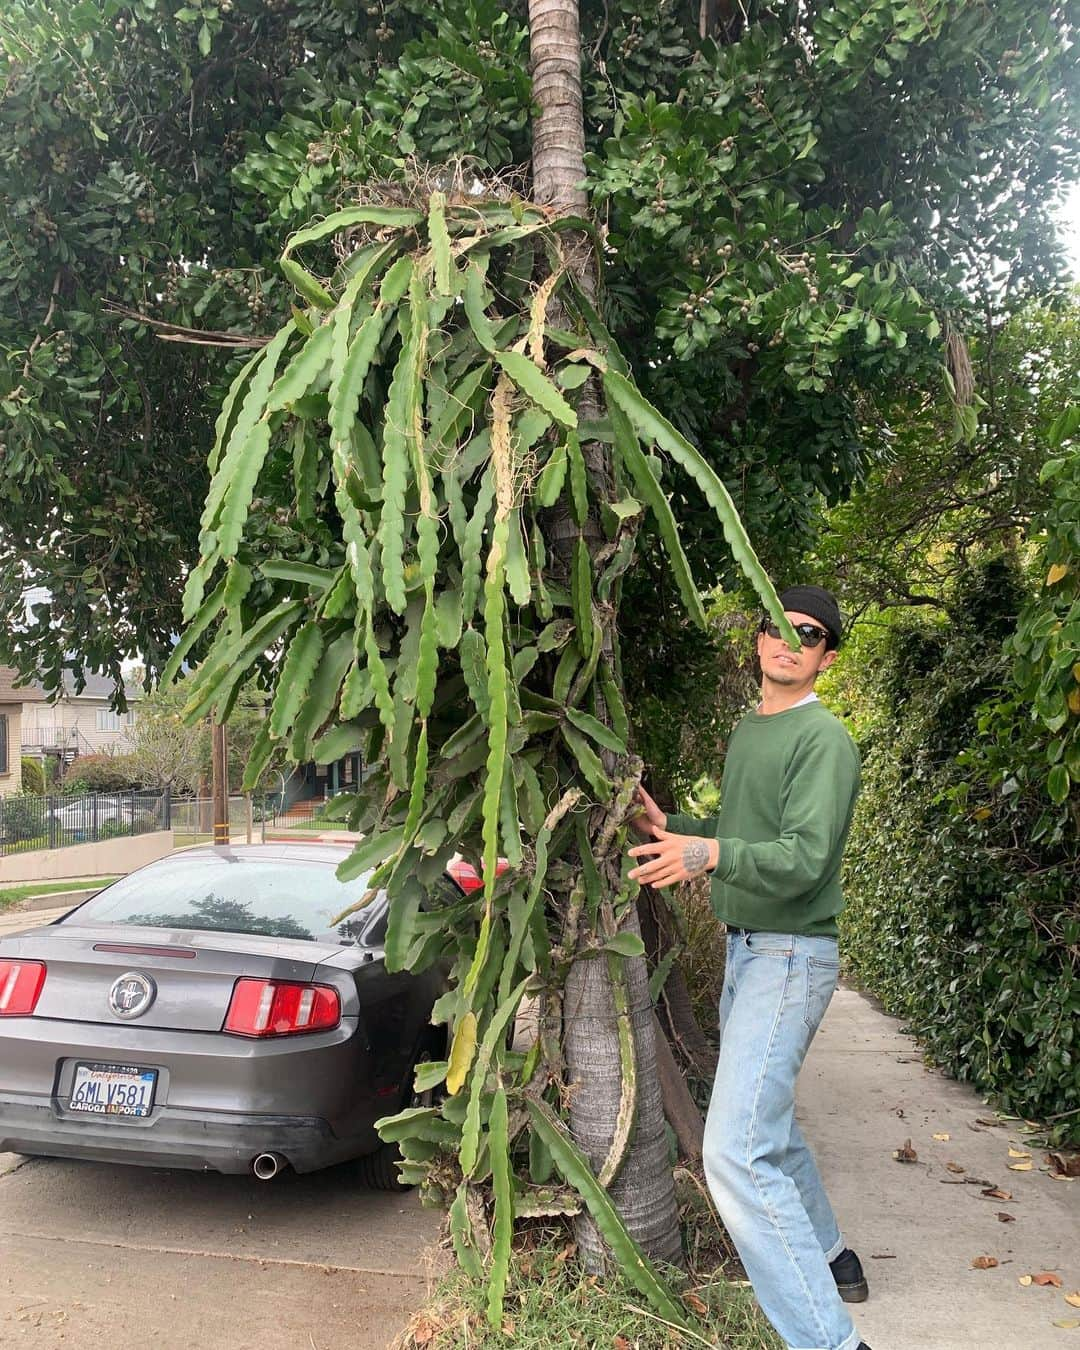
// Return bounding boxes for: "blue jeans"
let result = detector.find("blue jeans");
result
[702,929,860,1350]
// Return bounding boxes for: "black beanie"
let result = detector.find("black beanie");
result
[778,585,844,650]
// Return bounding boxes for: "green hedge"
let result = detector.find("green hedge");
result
[842,563,1080,1144]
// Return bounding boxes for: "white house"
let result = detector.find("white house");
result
[21,672,142,766]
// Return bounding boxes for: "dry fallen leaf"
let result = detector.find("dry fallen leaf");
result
[976,1117,1001,1127]
[893,1138,918,1163]
[613,1337,632,1350]
[972,1256,999,1269]
[946,1161,966,1174]
[1008,1161,1034,1172]
[1052,1320,1080,1330]
[1008,1147,1032,1159]
[982,1187,1013,1200]
[1048,1151,1080,1178]
[1066,1293,1080,1309]
[1033,1273,1063,1288]
[933,1132,951,1141]
[684,1293,709,1316]
[997,1212,1016,1223]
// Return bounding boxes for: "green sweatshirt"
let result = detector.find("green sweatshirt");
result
[666,699,860,938]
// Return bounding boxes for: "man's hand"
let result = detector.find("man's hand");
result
[627,828,719,888]
[629,784,667,838]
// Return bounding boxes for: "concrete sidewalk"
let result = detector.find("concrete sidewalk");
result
[800,987,1079,1350]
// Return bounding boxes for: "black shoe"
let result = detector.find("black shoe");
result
[858,1343,873,1349]
[830,1247,869,1303]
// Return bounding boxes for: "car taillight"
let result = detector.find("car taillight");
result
[0,960,46,1016]
[447,857,510,894]
[223,978,340,1037]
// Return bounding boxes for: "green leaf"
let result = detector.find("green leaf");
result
[565,706,627,755]
[536,440,568,507]
[608,401,705,629]
[1048,763,1070,804]
[334,826,406,887]
[264,322,334,412]
[561,723,612,801]
[283,208,423,259]
[604,371,795,646]
[572,535,593,661]
[495,349,577,428]
[449,1181,484,1281]
[160,579,225,688]
[268,622,324,740]
[603,932,645,958]
[460,978,530,1175]
[289,631,354,761]
[259,560,338,590]
[280,257,335,310]
[463,262,498,354]
[427,191,453,296]
[310,721,366,765]
[487,1086,513,1329]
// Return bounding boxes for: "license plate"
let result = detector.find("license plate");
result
[69,1062,158,1118]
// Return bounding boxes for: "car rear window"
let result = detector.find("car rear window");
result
[68,853,385,946]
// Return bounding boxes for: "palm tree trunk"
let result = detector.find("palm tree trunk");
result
[529,0,682,1270]
[529,0,587,212]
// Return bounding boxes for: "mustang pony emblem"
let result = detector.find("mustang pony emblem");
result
[108,972,156,1019]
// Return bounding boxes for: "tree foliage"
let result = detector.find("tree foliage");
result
[811,301,1080,616]
[1007,399,1080,816]
[842,560,1080,1143]
[2,0,1076,694]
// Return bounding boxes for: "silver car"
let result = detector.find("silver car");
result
[0,844,447,1186]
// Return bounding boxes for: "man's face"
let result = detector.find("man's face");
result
[756,610,837,689]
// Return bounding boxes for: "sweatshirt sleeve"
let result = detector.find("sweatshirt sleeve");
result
[665,811,719,838]
[712,730,858,899]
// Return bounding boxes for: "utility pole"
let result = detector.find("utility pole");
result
[211,721,229,846]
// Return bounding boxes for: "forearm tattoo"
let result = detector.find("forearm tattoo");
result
[682,839,711,876]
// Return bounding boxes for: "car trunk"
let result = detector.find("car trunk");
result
[3,923,347,1032]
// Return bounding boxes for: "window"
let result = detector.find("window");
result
[0,714,7,774]
[96,709,123,732]
[70,853,388,947]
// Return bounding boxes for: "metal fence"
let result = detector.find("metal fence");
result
[168,793,327,846]
[0,788,341,857]
[0,789,170,857]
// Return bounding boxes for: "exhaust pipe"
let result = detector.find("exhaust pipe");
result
[252,1152,286,1181]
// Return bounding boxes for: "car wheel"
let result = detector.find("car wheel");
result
[354,1044,441,1192]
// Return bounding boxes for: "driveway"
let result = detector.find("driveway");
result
[0,902,447,1350]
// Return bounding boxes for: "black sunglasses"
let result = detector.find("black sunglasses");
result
[759,618,831,648]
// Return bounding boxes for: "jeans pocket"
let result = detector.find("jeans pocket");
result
[803,957,839,1031]
[745,932,793,958]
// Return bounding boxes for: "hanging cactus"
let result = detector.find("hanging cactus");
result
[173,191,797,1327]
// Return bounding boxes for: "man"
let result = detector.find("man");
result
[627,584,871,1350]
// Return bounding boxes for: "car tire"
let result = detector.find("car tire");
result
[354,1042,442,1192]
[354,1139,408,1191]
